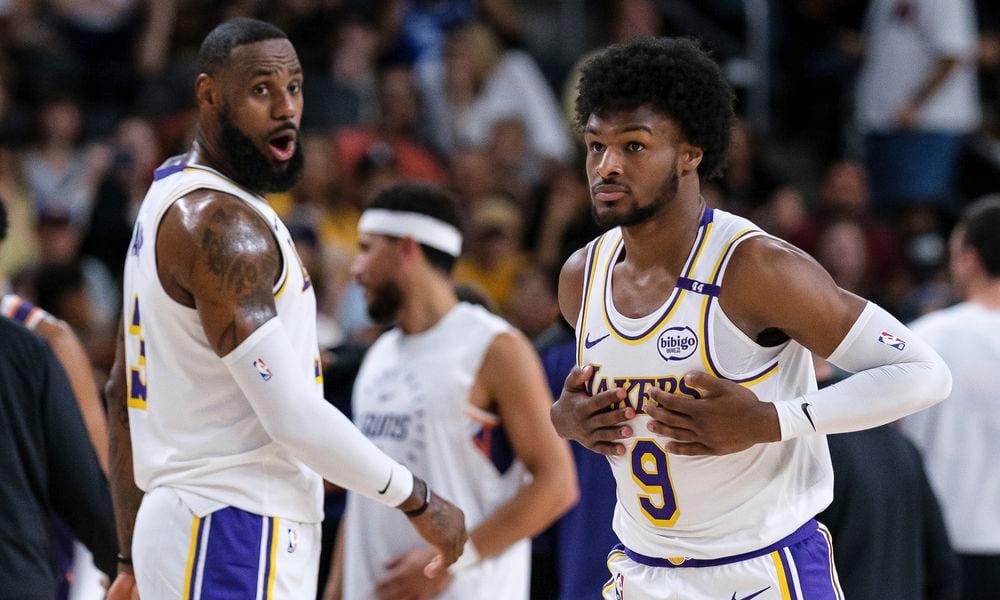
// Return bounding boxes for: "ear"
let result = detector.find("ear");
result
[195,74,219,110]
[678,143,704,177]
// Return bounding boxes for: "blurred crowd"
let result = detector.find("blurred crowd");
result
[2,0,1000,597]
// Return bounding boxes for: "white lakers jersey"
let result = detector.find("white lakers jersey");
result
[122,157,324,523]
[343,302,530,600]
[578,207,832,560]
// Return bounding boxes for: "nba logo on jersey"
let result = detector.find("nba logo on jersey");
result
[614,573,625,599]
[252,357,273,381]
[657,326,699,362]
[877,330,906,351]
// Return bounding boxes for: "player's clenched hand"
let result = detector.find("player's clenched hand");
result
[106,572,139,600]
[645,372,781,456]
[407,491,467,578]
[550,364,635,456]
[376,546,453,600]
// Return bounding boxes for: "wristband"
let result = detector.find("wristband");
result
[403,478,431,517]
[117,553,133,565]
[449,538,481,573]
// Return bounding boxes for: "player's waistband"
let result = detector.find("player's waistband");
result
[613,519,817,568]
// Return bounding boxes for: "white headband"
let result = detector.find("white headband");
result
[358,209,463,257]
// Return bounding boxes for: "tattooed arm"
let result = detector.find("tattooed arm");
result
[106,321,143,600]
[156,191,466,575]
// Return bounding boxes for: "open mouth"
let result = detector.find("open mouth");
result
[268,132,296,162]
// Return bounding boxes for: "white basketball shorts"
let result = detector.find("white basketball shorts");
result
[132,486,320,599]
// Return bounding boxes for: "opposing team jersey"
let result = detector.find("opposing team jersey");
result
[343,302,530,600]
[121,157,324,523]
[578,207,833,560]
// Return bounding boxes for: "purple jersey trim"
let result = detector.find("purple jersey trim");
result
[153,164,187,181]
[615,519,817,568]
[602,207,715,342]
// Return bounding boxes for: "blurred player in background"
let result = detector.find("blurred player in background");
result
[331,183,577,600]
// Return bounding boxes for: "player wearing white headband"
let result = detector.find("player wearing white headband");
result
[328,183,578,600]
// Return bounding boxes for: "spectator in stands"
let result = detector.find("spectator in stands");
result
[431,22,572,164]
[454,194,529,312]
[336,63,448,207]
[856,0,981,212]
[22,95,110,226]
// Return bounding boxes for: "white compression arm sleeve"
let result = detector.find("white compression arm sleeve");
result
[222,318,413,507]
[773,302,952,440]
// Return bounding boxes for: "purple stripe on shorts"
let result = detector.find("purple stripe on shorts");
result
[199,507,263,599]
[619,520,818,568]
[786,525,839,599]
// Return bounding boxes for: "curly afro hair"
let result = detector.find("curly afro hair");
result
[575,37,735,181]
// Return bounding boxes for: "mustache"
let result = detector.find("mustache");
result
[268,122,298,137]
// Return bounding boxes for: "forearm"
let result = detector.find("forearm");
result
[107,388,144,564]
[106,325,143,564]
[45,320,109,474]
[775,302,952,439]
[907,57,959,109]
[467,464,577,560]
[223,318,414,506]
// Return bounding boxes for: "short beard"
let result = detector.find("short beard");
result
[366,279,404,324]
[592,167,678,229]
[218,108,304,194]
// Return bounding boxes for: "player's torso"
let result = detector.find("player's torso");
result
[344,303,530,599]
[121,157,323,522]
[577,208,832,560]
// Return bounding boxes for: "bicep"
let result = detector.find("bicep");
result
[161,194,281,357]
[725,237,866,358]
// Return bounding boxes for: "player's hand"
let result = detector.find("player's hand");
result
[376,547,453,600]
[106,571,139,600]
[645,372,781,456]
[550,364,634,456]
[406,490,467,578]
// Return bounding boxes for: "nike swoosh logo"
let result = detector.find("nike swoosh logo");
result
[801,402,817,431]
[377,471,393,495]
[731,586,770,600]
[584,333,610,349]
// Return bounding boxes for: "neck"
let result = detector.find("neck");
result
[620,181,705,271]
[396,271,459,335]
[966,278,1000,309]
[191,130,245,190]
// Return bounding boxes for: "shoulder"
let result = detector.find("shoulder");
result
[165,188,270,239]
[558,245,592,327]
[161,190,279,267]
[480,327,542,388]
[723,234,825,294]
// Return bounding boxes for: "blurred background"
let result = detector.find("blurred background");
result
[0,1,997,598]
[3,0,999,381]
